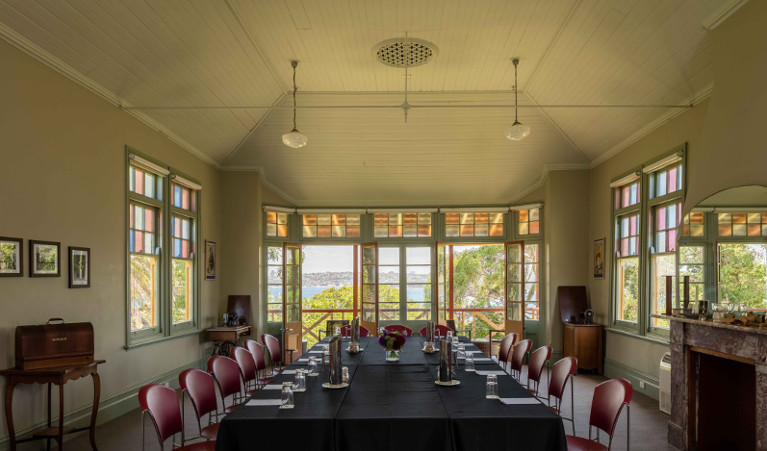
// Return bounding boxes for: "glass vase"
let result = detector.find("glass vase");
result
[385,349,400,361]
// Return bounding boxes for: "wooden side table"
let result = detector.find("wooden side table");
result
[1,360,105,451]
[563,323,603,373]
[207,326,252,356]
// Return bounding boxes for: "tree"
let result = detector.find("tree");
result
[452,245,505,339]
[719,244,767,308]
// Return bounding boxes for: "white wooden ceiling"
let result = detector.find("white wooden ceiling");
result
[0,0,733,205]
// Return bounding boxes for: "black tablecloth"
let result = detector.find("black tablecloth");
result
[215,336,566,451]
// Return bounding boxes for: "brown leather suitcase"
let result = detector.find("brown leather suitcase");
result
[15,318,94,370]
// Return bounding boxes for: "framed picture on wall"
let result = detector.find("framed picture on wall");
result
[205,240,216,280]
[593,238,605,279]
[29,240,60,277]
[0,237,23,277]
[69,246,90,288]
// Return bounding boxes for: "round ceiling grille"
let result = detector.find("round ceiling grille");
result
[374,37,438,68]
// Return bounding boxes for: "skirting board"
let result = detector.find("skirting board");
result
[0,358,205,450]
[604,358,660,401]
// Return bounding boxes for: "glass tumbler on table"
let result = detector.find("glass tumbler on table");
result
[307,357,319,376]
[294,369,306,392]
[342,366,350,384]
[486,374,499,399]
[465,353,475,371]
[280,382,295,409]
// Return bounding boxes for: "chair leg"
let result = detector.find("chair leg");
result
[626,404,630,451]
[570,376,576,436]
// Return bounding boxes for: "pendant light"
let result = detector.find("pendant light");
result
[282,60,308,148]
[505,58,531,141]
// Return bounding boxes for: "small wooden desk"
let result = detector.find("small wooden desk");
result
[563,323,603,373]
[1,360,105,451]
[207,326,252,356]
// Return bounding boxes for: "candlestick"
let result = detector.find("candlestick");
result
[665,275,673,315]
[683,276,690,310]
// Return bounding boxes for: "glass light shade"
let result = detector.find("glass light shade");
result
[505,121,531,141]
[282,130,308,148]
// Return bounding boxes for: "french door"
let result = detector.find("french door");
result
[504,241,525,338]
[282,242,303,362]
[436,242,448,324]
[360,242,379,334]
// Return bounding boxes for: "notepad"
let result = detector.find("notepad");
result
[475,370,507,376]
[472,358,493,362]
[262,385,283,390]
[308,350,323,354]
[465,350,482,354]
[246,399,282,406]
[281,369,297,375]
[500,398,542,405]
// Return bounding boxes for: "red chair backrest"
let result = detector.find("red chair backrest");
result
[498,333,518,362]
[510,338,532,372]
[528,346,553,383]
[590,378,633,437]
[232,347,257,384]
[549,357,578,400]
[261,334,282,364]
[208,355,242,399]
[138,384,183,444]
[246,339,267,372]
[340,324,370,337]
[418,324,453,338]
[179,368,217,419]
[383,324,413,336]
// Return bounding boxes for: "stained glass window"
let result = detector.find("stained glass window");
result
[266,211,289,238]
[444,211,504,237]
[717,212,767,237]
[518,208,541,236]
[681,212,705,237]
[302,214,361,238]
[615,181,640,210]
[373,212,432,238]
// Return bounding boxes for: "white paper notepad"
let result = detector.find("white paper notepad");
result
[472,358,493,362]
[246,399,282,406]
[500,398,542,405]
[281,369,297,375]
[262,385,282,390]
[475,370,508,376]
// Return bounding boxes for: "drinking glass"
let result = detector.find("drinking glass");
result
[446,330,453,340]
[465,353,475,372]
[294,369,306,392]
[280,382,295,409]
[486,374,499,399]
[307,357,319,376]
[342,366,350,384]
[335,326,341,336]
[452,336,459,346]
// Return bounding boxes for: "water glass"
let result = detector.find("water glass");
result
[307,357,319,376]
[342,366,350,384]
[446,330,453,340]
[280,382,295,409]
[452,336,459,346]
[293,369,306,392]
[465,353,475,372]
[486,374,499,399]
[335,326,341,336]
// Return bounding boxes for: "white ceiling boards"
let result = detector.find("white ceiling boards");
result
[0,0,729,205]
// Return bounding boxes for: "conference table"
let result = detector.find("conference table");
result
[215,336,566,451]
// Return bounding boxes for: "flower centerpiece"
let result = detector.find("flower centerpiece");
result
[378,330,406,361]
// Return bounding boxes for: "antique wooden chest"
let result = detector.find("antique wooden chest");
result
[15,318,94,370]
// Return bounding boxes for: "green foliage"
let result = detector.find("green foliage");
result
[0,243,17,270]
[719,244,767,307]
[130,255,155,330]
[618,258,639,322]
[171,260,190,323]
[452,245,505,339]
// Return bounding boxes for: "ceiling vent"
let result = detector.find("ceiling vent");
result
[374,37,438,67]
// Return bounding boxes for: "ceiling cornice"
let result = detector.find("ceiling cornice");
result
[0,22,221,169]
[510,163,591,203]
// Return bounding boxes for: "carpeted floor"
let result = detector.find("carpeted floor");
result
[25,366,680,450]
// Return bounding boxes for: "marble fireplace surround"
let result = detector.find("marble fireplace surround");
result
[663,315,767,450]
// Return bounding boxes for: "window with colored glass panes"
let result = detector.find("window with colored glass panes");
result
[653,164,682,198]
[373,212,432,238]
[129,166,161,200]
[172,183,196,211]
[302,214,361,238]
[171,215,194,324]
[682,212,705,237]
[517,208,540,235]
[266,211,289,238]
[717,212,767,237]
[650,202,681,328]
[129,201,160,331]
[615,181,640,210]
[444,212,504,238]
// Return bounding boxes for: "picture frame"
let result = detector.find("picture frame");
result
[0,236,23,277]
[69,246,90,288]
[29,240,61,277]
[593,238,605,279]
[205,240,216,280]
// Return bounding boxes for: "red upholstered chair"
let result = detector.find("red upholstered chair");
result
[207,356,243,414]
[494,333,517,372]
[383,324,413,336]
[418,324,454,339]
[509,338,532,383]
[261,333,283,373]
[527,345,553,396]
[548,357,578,435]
[179,369,220,440]
[340,324,370,337]
[245,339,273,388]
[566,378,632,451]
[231,346,259,396]
[139,384,216,451]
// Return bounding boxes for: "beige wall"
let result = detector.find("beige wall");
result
[0,39,221,440]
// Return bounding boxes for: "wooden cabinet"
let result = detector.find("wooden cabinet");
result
[563,323,603,373]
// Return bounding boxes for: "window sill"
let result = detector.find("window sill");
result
[125,329,201,350]
[606,327,670,346]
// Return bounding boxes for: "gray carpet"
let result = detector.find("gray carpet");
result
[25,366,679,450]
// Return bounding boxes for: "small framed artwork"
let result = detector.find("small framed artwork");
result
[205,240,216,280]
[69,246,90,288]
[594,238,605,279]
[0,237,23,277]
[29,240,61,277]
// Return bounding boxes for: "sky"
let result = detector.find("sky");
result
[302,245,354,273]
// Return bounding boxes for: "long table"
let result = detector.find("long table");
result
[215,336,566,451]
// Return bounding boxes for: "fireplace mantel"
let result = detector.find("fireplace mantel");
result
[654,314,767,450]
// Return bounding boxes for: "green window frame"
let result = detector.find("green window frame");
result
[126,148,201,348]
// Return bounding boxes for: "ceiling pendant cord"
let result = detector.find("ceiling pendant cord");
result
[402,33,411,123]
[282,60,308,148]
[292,60,298,132]
[505,57,531,141]
[514,58,519,124]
